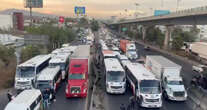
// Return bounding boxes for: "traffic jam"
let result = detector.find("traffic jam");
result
[4,27,188,110]
[4,29,92,110]
[95,27,188,109]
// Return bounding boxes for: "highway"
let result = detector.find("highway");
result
[95,31,193,110]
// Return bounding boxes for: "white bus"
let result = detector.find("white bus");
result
[36,66,61,92]
[4,89,44,110]
[15,55,51,90]
[125,63,162,108]
[104,58,126,94]
[49,53,70,80]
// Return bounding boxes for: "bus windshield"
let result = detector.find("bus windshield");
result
[167,80,183,85]
[17,67,35,78]
[140,80,161,94]
[69,74,85,80]
[107,71,125,82]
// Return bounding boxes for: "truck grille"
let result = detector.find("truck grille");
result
[173,91,185,97]
[111,86,122,89]
[70,87,81,94]
[17,81,30,85]
[145,98,159,102]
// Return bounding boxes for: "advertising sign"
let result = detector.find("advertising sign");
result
[25,0,43,8]
[59,16,65,23]
[75,6,86,15]
[154,10,170,16]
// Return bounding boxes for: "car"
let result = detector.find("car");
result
[192,64,207,72]
[144,46,150,51]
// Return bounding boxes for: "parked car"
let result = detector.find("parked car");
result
[192,64,207,73]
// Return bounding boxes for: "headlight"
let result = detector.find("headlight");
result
[83,88,87,93]
[106,83,109,88]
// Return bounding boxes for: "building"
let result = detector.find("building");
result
[24,34,49,45]
[0,34,24,47]
[0,14,13,30]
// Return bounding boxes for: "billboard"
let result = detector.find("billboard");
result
[59,16,65,23]
[75,6,85,15]
[25,0,43,8]
[154,10,170,16]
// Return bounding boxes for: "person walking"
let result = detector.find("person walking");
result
[129,96,135,110]
[49,89,56,103]
[7,90,13,102]
[120,103,126,110]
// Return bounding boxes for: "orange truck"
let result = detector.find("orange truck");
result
[120,40,138,60]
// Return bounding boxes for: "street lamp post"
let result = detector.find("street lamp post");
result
[176,0,181,11]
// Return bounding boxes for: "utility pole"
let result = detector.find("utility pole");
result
[29,6,32,26]
[176,0,181,11]
[161,0,164,8]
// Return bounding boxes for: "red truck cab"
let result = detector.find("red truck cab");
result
[65,59,88,98]
[65,45,90,98]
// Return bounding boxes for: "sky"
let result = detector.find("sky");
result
[0,0,207,19]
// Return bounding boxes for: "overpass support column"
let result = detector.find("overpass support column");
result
[142,26,147,41]
[164,25,174,50]
[118,25,122,33]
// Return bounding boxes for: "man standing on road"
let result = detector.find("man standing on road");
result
[129,96,135,110]
[7,90,13,102]
[120,103,126,110]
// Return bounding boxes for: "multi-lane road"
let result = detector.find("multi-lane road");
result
[0,31,196,110]
[101,41,193,110]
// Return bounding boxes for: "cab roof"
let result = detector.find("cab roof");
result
[18,55,51,67]
[104,58,124,72]
[37,66,60,81]
[126,63,157,81]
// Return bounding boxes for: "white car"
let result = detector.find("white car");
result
[192,64,206,72]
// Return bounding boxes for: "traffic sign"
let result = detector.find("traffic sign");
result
[75,6,85,15]
[59,16,65,23]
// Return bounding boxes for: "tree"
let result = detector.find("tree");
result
[21,45,42,62]
[91,19,99,32]
[25,24,77,50]
[78,17,88,27]
[171,35,184,50]
[145,26,165,47]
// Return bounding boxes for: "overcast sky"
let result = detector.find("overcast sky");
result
[0,0,207,18]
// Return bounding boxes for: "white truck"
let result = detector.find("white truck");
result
[125,63,162,108]
[120,40,138,60]
[145,55,187,101]
[104,58,126,94]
